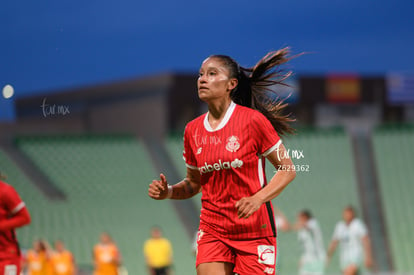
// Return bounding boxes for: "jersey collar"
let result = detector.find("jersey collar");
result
[204,101,236,132]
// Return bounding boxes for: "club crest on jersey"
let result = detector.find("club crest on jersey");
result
[226,136,240,152]
[257,245,275,265]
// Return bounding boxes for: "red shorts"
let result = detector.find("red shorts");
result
[195,229,277,275]
[0,258,20,275]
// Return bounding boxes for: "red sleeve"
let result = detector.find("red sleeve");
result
[250,111,282,157]
[0,184,30,231]
[183,124,198,169]
[2,184,25,215]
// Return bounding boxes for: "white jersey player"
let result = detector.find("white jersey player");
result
[296,210,326,275]
[327,206,373,275]
[283,209,326,275]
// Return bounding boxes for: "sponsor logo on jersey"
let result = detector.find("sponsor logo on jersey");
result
[257,245,275,265]
[264,267,275,274]
[225,135,240,152]
[199,158,243,174]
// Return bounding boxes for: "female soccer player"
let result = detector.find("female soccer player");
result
[93,232,121,275]
[285,210,326,275]
[143,226,173,275]
[25,239,52,275]
[148,48,297,275]
[327,206,373,275]
[50,240,76,275]
[0,176,31,275]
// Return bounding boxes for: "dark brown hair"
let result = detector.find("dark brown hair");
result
[210,47,296,135]
[300,209,313,219]
[344,205,357,215]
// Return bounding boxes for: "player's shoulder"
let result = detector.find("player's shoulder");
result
[0,180,10,189]
[335,220,346,229]
[351,218,365,228]
[236,104,271,128]
[307,218,319,229]
[26,250,35,257]
[143,239,153,249]
[161,237,172,244]
[185,113,206,130]
[64,250,72,256]
[236,104,263,117]
[0,180,15,196]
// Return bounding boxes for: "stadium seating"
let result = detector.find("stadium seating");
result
[10,136,195,275]
[167,128,362,274]
[372,125,414,272]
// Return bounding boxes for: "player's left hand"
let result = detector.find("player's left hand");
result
[235,196,262,219]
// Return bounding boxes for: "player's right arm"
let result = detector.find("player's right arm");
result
[326,222,341,265]
[274,207,290,232]
[148,168,201,200]
[326,239,338,266]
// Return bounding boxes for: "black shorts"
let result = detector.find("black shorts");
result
[151,266,170,275]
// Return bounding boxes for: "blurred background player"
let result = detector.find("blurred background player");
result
[24,239,52,275]
[50,240,76,275]
[274,207,289,232]
[93,232,121,275]
[143,226,173,275]
[0,175,31,275]
[327,206,373,275]
[285,210,326,275]
[149,48,297,275]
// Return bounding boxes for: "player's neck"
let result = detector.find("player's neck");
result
[207,98,232,128]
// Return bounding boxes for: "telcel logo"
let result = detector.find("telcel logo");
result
[199,159,243,174]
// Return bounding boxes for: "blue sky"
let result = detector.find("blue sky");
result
[1,0,413,97]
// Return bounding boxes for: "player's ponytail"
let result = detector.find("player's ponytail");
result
[210,47,296,135]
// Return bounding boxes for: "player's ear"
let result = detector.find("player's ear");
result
[227,78,238,92]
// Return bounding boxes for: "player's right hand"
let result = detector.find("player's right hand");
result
[148,173,169,200]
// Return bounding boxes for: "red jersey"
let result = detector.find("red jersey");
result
[183,102,281,240]
[0,181,26,259]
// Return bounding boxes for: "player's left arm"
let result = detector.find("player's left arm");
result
[362,234,373,268]
[0,186,31,231]
[236,143,296,219]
